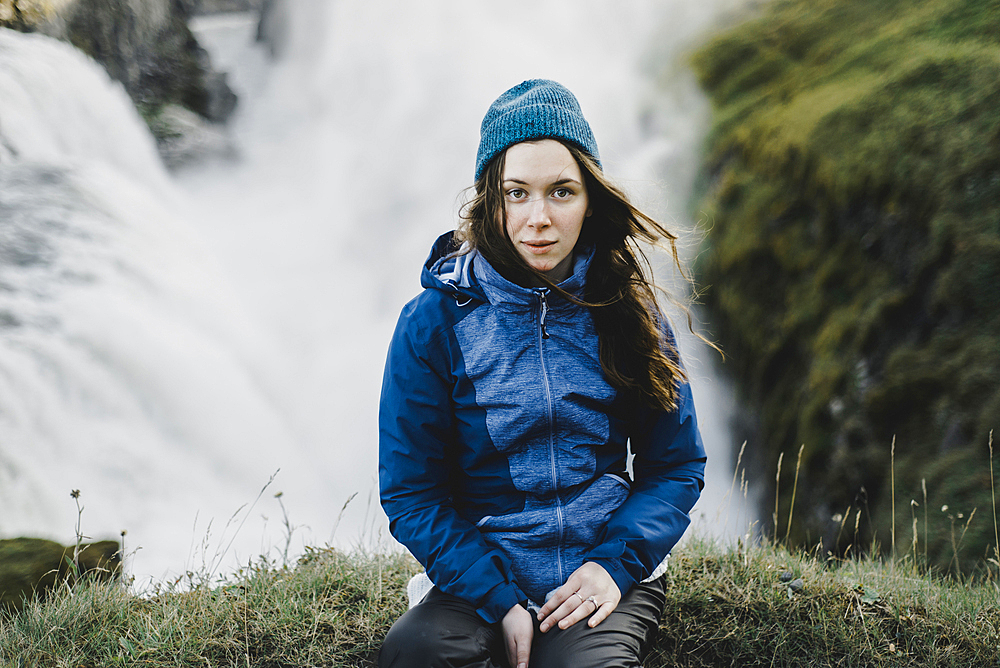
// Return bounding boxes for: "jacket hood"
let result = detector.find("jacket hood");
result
[421,232,483,303]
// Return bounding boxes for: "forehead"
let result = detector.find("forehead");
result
[502,140,582,182]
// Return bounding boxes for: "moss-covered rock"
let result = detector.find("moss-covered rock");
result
[689,0,1000,572]
[0,1,65,30]
[0,537,121,613]
[0,0,236,137]
[67,0,236,123]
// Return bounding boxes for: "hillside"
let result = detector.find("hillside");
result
[689,0,1000,570]
[2,540,997,666]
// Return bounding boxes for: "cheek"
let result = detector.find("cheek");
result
[504,211,524,238]
[565,207,588,236]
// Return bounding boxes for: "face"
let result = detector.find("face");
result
[502,139,590,285]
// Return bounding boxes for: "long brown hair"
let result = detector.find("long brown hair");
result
[456,140,691,412]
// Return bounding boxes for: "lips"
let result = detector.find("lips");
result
[523,240,557,253]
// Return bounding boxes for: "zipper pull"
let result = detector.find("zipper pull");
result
[538,291,550,339]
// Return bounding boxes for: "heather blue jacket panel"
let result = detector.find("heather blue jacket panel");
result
[379,232,706,623]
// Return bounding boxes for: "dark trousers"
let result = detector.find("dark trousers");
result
[378,576,667,668]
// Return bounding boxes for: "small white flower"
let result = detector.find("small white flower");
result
[941,505,949,512]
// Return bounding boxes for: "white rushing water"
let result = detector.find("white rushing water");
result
[0,0,754,586]
[0,29,329,584]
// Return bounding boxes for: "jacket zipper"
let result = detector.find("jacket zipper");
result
[535,289,564,584]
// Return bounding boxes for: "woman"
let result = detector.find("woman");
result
[379,79,706,668]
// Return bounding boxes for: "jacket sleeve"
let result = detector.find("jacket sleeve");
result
[583,379,706,596]
[379,302,527,624]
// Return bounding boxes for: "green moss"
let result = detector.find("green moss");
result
[0,538,120,613]
[689,0,1000,569]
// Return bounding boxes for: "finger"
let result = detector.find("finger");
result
[537,586,576,619]
[587,600,618,628]
[538,594,581,631]
[506,633,518,668]
[506,634,530,668]
[556,597,599,630]
[515,636,530,668]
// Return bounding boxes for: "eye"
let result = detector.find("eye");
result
[553,187,573,199]
[505,188,527,201]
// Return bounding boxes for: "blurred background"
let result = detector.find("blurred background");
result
[2,0,996,585]
[0,0,752,585]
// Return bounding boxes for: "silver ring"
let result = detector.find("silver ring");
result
[586,595,599,607]
[571,592,584,602]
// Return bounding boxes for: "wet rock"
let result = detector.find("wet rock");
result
[0,537,121,613]
[256,0,290,58]
[150,103,237,169]
[1,0,238,128]
[198,65,238,123]
[66,0,236,123]
[193,0,262,13]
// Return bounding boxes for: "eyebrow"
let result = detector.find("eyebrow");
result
[502,178,582,186]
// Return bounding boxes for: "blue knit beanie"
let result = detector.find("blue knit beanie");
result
[475,79,601,182]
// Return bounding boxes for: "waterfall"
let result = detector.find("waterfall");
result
[0,0,754,586]
[0,28,328,585]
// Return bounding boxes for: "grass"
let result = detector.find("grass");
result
[2,471,997,667]
[3,536,999,667]
[649,536,1000,667]
[0,546,416,667]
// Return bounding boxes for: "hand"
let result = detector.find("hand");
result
[502,603,534,668]
[536,562,621,632]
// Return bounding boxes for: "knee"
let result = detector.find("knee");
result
[379,612,429,668]
[378,604,493,668]
[531,624,645,668]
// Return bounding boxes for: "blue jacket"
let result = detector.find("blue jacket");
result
[379,232,706,624]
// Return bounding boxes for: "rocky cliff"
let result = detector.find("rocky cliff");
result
[1,0,236,132]
[689,0,999,572]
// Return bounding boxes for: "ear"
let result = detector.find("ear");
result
[586,206,593,218]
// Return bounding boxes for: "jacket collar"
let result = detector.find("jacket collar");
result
[472,245,592,308]
[421,230,594,308]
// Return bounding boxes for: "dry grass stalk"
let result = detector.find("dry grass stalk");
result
[990,431,997,565]
[922,478,928,564]
[784,444,804,546]
[890,435,896,559]
[773,451,784,543]
[723,441,747,535]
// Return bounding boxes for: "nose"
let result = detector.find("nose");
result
[526,197,551,229]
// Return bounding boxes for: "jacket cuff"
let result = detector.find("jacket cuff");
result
[476,581,527,624]
[586,557,636,599]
